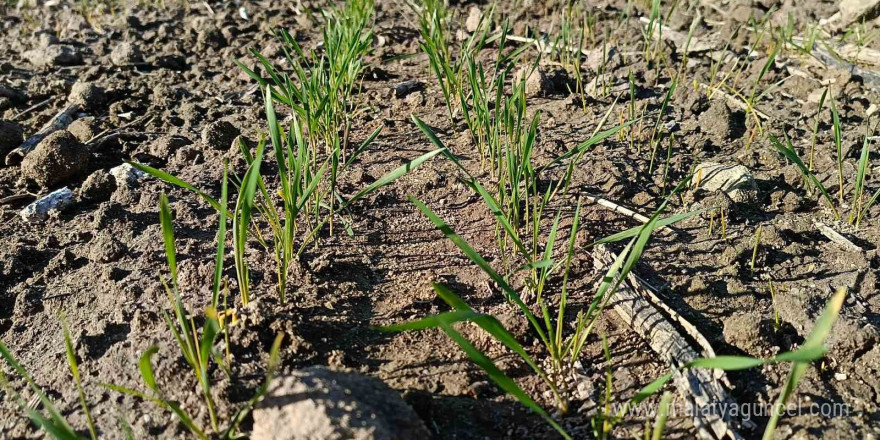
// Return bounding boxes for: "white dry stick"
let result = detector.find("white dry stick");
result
[5,103,80,165]
[20,187,73,223]
[583,193,676,234]
[698,83,771,120]
[593,246,746,440]
[814,222,863,252]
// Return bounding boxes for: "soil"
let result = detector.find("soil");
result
[1,0,879,439]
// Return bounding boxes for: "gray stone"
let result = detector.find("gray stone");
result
[693,162,758,202]
[253,367,430,440]
[22,45,83,67]
[20,187,74,223]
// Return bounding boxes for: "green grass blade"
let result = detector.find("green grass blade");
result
[128,162,226,215]
[409,196,549,346]
[211,163,229,309]
[763,286,847,440]
[62,317,97,440]
[590,209,704,245]
[438,321,572,440]
[0,341,82,439]
[686,355,766,370]
[159,194,178,289]
[138,347,161,394]
[341,148,445,208]
[542,119,638,171]
[768,134,840,219]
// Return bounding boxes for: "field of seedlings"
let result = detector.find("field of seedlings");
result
[1,0,879,438]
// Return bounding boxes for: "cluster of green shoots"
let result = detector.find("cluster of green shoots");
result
[0,195,285,439]
[135,0,441,306]
[769,92,880,227]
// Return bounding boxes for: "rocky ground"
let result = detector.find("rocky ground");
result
[0,0,879,439]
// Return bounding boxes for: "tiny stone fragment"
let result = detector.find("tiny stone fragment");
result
[20,187,74,223]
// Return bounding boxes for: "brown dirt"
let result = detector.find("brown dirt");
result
[1,0,879,439]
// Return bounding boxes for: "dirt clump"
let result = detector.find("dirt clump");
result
[20,130,88,187]
[201,120,240,150]
[698,99,745,143]
[68,82,107,110]
[110,41,143,66]
[253,366,432,440]
[22,45,83,67]
[78,169,116,202]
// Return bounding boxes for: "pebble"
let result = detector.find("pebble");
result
[465,6,482,32]
[22,45,83,67]
[110,163,148,188]
[20,187,73,223]
[68,82,107,110]
[693,161,758,202]
[514,66,552,97]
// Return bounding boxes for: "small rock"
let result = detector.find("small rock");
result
[68,82,107,110]
[21,131,88,188]
[0,119,24,158]
[109,163,148,188]
[253,367,431,440]
[391,80,423,98]
[22,45,83,67]
[78,169,116,202]
[403,91,424,107]
[465,6,482,32]
[20,187,74,223]
[693,162,758,202]
[514,66,552,98]
[110,41,143,66]
[201,120,240,150]
[834,372,847,381]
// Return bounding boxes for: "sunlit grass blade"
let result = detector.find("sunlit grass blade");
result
[381,306,572,440]
[0,340,83,440]
[211,162,229,309]
[762,286,847,440]
[62,317,97,440]
[590,209,704,245]
[408,196,549,346]
[128,162,227,215]
[769,134,840,219]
